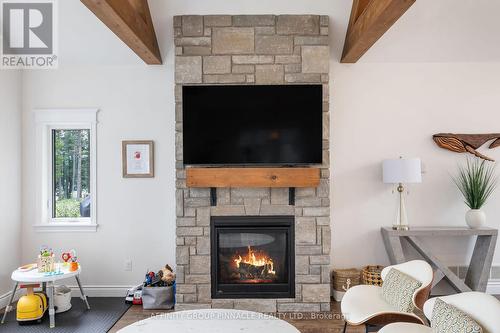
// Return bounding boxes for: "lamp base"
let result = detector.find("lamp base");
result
[392,224,410,231]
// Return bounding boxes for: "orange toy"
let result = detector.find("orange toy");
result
[69,262,79,272]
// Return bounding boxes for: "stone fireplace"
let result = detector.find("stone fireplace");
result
[175,14,331,312]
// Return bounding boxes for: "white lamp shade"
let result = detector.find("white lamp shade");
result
[383,158,422,184]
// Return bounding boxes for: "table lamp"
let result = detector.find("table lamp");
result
[383,157,422,230]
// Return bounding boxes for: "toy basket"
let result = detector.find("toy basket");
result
[332,268,361,301]
[332,268,361,291]
[37,254,55,273]
[361,265,384,286]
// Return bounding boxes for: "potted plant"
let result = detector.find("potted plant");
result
[453,158,497,228]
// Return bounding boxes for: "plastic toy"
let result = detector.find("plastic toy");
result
[160,265,176,285]
[37,246,54,273]
[143,264,176,288]
[125,284,142,304]
[132,289,143,305]
[61,249,76,263]
[16,284,48,325]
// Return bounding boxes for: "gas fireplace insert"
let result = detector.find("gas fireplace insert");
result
[210,216,295,299]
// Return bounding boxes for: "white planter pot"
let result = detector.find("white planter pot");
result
[465,209,486,229]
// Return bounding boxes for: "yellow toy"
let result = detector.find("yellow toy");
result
[16,284,48,325]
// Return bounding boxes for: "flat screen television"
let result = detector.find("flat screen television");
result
[182,85,323,166]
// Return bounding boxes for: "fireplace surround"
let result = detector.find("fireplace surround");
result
[211,216,295,299]
[175,14,331,312]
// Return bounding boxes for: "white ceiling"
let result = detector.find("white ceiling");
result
[58,0,500,66]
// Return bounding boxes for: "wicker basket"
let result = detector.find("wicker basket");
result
[361,265,384,286]
[332,268,361,292]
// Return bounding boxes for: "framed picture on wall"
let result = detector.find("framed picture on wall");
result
[122,140,154,178]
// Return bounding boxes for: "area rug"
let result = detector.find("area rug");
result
[1,297,130,333]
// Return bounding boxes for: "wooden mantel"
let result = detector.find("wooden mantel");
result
[341,0,416,63]
[81,0,162,65]
[186,168,320,188]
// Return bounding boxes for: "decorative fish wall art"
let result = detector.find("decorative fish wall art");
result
[432,133,500,161]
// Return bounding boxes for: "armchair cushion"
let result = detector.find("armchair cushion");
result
[431,298,482,333]
[341,284,422,325]
[382,268,422,313]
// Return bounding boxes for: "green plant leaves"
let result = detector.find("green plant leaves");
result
[452,157,498,209]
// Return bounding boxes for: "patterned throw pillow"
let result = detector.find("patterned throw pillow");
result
[431,298,483,333]
[381,268,422,313]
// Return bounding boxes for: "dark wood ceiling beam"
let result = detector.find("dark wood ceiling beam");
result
[81,0,162,65]
[341,0,416,63]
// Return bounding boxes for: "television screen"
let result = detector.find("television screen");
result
[182,85,323,165]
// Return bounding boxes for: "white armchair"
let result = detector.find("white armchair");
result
[341,260,433,332]
[379,292,500,333]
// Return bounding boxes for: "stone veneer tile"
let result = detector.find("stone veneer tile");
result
[275,55,301,64]
[212,27,255,54]
[204,15,232,27]
[296,217,316,244]
[175,37,211,46]
[203,56,231,74]
[182,16,204,36]
[232,55,274,64]
[302,284,330,302]
[204,74,246,84]
[278,303,320,312]
[175,14,330,312]
[255,64,284,84]
[255,35,293,55]
[294,36,329,46]
[175,56,202,83]
[296,256,310,275]
[320,15,329,27]
[183,46,212,56]
[233,15,275,27]
[255,26,276,35]
[244,198,262,215]
[175,304,212,311]
[276,15,320,35]
[234,299,277,312]
[190,256,210,274]
[302,46,329,73]
[211,300,235,309]
[232,64,254,73]
[285,73,321,83]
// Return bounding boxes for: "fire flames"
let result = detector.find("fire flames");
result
[234,246,276,275]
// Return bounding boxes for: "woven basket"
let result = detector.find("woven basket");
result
[361,265,384,286]
[332,268,361,291]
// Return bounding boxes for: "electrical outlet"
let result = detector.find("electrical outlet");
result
[124,260,132,271]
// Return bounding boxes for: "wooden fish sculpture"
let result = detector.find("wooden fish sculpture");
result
[433,133,500,161]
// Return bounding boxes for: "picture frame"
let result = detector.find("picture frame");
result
[122,140,154,178]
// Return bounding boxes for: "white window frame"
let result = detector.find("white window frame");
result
[34,108,98,232]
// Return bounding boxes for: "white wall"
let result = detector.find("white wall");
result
[0,71,22,297]
[19,0,500,292]
[331,63,500,268]
[22,66,175,290]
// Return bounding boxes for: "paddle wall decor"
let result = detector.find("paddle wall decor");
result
[433,133,500,161]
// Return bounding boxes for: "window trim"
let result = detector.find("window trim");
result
[34,108,98,232]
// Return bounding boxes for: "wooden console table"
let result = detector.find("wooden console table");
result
[381,227,498,292]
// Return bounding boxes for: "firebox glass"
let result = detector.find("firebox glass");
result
[218,231,288,284]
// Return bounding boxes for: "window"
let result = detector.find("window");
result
[52,129,91,219]
[35,109,98,232]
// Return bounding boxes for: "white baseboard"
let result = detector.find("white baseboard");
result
[66,285,130,298]
[0,289,23,311]
[486,279,500,295]
[0,285,131,311]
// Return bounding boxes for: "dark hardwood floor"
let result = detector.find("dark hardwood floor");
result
[110,296,500,333]
[109,301,364,333]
